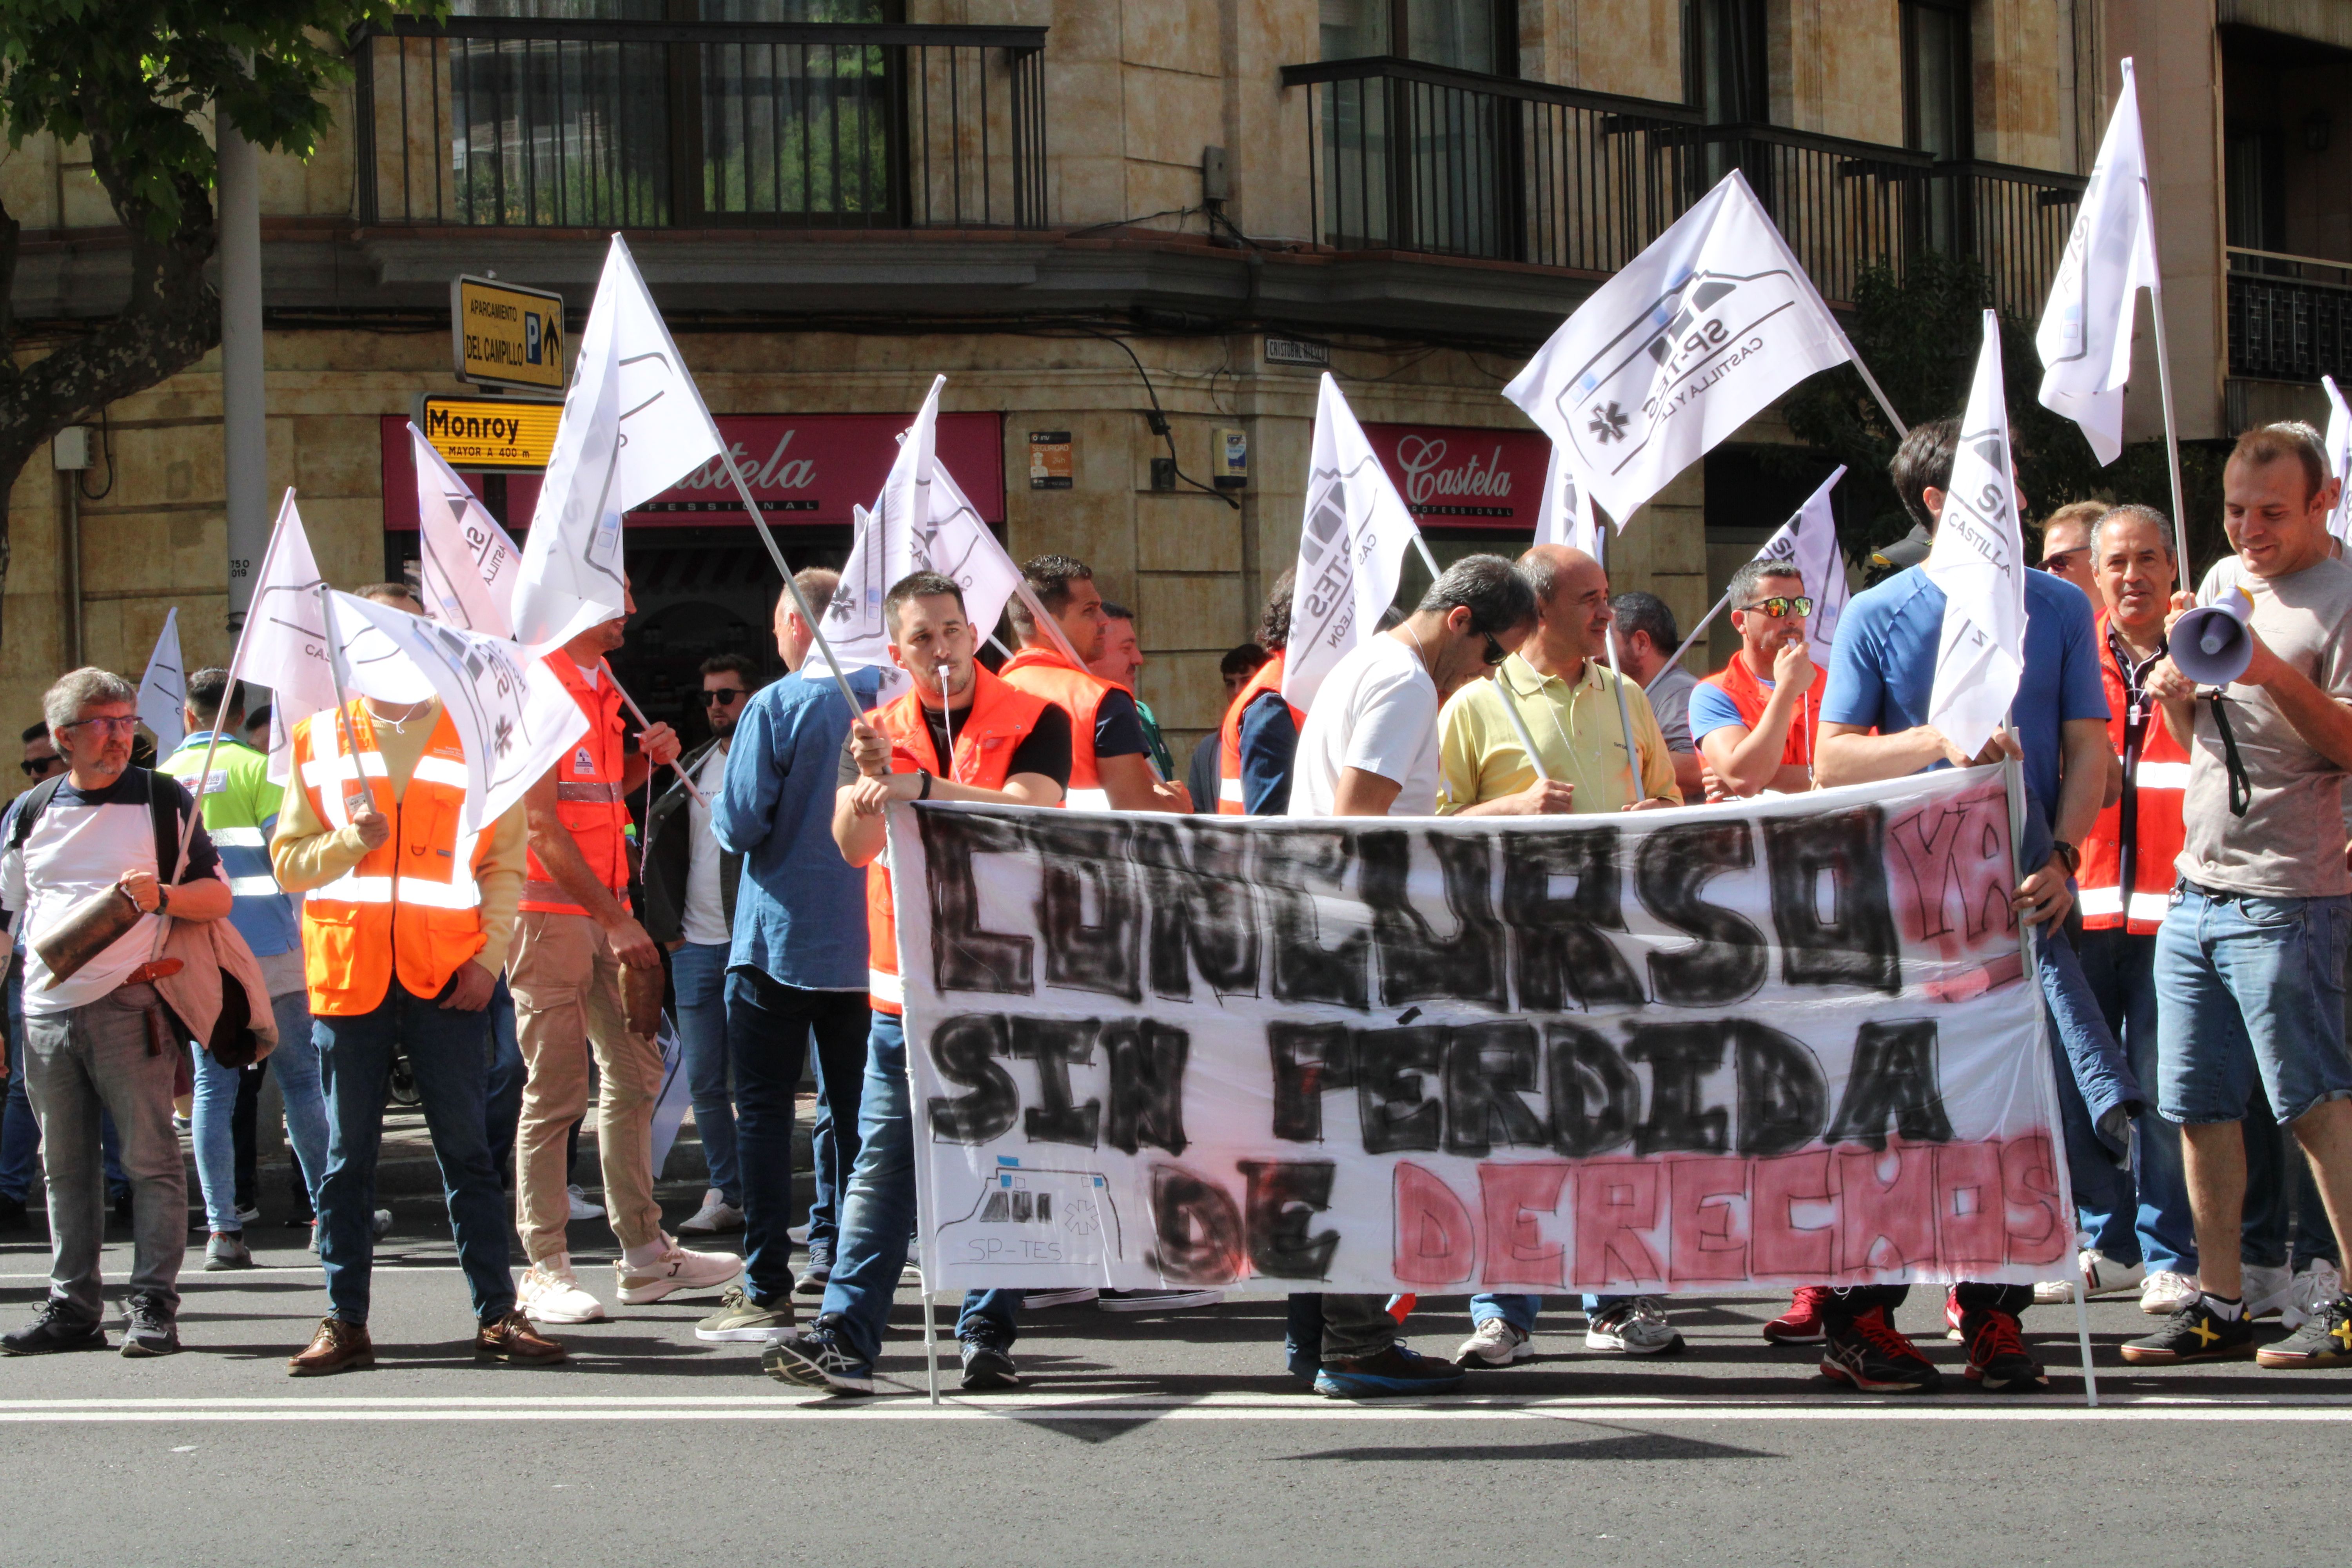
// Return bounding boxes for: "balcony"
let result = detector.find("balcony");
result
[352,16,1048,231]
[1280,57,2083,318]
[2229,247,2352,383]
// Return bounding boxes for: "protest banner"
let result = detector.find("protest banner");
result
[1283,374,1424,712]
[895,766,2069,1299]
[412,423,524,639]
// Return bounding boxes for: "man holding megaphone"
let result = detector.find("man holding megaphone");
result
[2127,423,2352,1370]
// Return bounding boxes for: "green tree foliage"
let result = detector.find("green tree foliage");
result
[0,0,432,638]
[1780,253,2229,577]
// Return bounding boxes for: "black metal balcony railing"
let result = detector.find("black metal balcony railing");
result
[2228,247,2352,383]
[352,16,1048,230]
[1282,57,2085,316]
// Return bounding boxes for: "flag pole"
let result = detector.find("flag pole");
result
[1595,530,1645,800]
[315,588,371,819]
[1847,354,1911,441]
[721,458,867,718]
[598,659,710,809]
[1662,591,1732,680]
[2145,279,2194,575]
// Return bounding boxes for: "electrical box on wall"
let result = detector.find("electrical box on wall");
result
[1210,426,1248,489]
[1149,456,1177,492]
[52,427,90,471]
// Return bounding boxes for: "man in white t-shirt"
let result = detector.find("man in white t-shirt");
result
[1,668,232,1358]
[1285,554,1538,1397]
[642,653,759,1238]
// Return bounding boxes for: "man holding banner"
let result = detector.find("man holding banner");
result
[2131,424,2352,1368]
[512,583,742,1327]
[1808,413,2121,1392]
[1692,559,1827,799]
[766,571,1071,1396]
[274,584,559,1374]
[1290,555,1536,1396]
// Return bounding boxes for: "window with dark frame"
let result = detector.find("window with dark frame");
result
[1901,0,1973,160]
[1684,0,1768,124]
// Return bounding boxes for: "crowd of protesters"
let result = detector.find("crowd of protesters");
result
[3,418,2350,1399]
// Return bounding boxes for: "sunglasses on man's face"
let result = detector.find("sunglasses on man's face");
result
[1738,596,1814,620]
[1479,633,1506,667]
[20,755,61,778]
[698,688,748,707]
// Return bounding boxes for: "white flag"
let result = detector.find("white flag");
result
[2035,59,2161,466]
[1925,313,2030,759]
[1282,374,1424,712]
[806,378,1024,688]
[330,592,588,833]
[412,424,523,639]
[513,233,726,651]
[1750,466,1851,652]
[1503,171,1858,523]
[2324,375,2352,546]
[1535,445,1603,556]
[137,608,186,753]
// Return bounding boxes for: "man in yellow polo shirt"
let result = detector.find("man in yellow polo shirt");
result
[1436,541,1681,1372]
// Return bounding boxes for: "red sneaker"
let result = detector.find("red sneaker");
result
[1944,1286,1965,1341]
[1765,1285,1831,1344]
[1819,1305,1942,1393]
[1962,1309,2048,1392]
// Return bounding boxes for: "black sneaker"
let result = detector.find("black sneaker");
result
[960,1339,1020,1391]
[1819,1305,1942,1392]
[0,1193,26,1230]
[1961,1309,2047,1391]
[0,1300,107,1356]
[761,1317,875,1395]
[121,1296,180,1358]
[2121,1298,2257,1364]
[1312,1343,1466,1398]
[792,1261,832,1301]
[2258,1293,2352,1369]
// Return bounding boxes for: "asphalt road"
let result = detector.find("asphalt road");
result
[0,1203,2339,1567]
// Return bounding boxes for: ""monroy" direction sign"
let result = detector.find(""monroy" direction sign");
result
[414,394,563,469]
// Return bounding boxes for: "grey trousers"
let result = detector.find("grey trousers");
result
[23,982,184,1320]
[1320,1293,1398,1362]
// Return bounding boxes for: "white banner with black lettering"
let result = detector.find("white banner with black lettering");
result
[896,767,2069,1297]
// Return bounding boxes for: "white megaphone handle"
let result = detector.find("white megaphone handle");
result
[2201,621,2230,655]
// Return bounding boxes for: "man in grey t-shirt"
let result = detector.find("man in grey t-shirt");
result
[1610,592,1702,802]
[2130,423,2352,1371]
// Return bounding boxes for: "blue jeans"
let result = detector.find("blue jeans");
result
[316,975,512,1325]
[484,975,522,1181]
[191,1044,243,1234]
[267,987,329,1213]
[817,1012,918,1368]
[1468,1294,1630,1332]
[723,969,868,1303]
[2158,885,2352,1125]
[958,1290,1021,1349]
[0,966,122,1203]
[671,942,738,1206]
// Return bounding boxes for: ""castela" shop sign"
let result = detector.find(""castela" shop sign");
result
[1361,422,1549,530]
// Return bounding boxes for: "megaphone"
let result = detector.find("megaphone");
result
[2171,585,2255,687]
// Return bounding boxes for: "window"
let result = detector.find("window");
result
[2226,125,2286,253]
[1902,0,1972,160]
[1685,0,1767,123]
[1319,0,1512,74]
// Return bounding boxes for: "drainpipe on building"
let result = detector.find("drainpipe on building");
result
[218,112,266,638]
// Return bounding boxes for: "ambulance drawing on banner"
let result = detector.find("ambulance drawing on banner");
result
[934,1155,1126,1269]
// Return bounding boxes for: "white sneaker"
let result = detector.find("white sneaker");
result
[2034,1249,2146,1304]
[1024,1287,1099,1310]
[567,1185,604,1222]
[2245,1262,2295,1319]
[1452,1317,1535,1367]
[2282,1258,2343,1330]
[614,1234,742,1305]
[519,1256,608,1324]
[1584,1298,1683,1355]
[2140,1269,2200,1315]
[678,1188,745,1236]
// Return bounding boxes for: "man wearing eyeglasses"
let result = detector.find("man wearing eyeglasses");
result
[1435,545,1684,1375]
[641,653,759,1240]
[1691,560,1826,799]
[2040,501,2107,612]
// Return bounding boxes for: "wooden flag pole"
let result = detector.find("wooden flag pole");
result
[1411,530,1553,781]
[722,457,867,718]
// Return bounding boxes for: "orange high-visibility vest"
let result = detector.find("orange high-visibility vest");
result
[862,666,1053,1015]
[1697,650,1827,770]
[292,703,494,1017]
[522,653,630,915]
[2081,612,2188,933]
[997,644,1114,810]
[1216,651,1301,815]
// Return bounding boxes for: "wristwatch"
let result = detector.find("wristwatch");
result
[2051,841,2081,875]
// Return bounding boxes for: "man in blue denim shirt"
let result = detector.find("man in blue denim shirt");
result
[1807,416,2126,1396]
[696,570,884,1345]
[2126,423,2352,1369]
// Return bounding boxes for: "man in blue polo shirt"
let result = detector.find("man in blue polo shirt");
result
[1804,415,2130,1396]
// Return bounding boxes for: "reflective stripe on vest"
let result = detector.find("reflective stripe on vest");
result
[2081,612,2189,935]
[1217,652,1300,817]
[1065,788,1111,811]
[862,666,1052,1016]
[2078,886,2171,925]
[293,703,491,1016]
[522,653,630,915]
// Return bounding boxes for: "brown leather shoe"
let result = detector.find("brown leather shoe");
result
[288,1316,374,1377]
[476,1309,566,1367]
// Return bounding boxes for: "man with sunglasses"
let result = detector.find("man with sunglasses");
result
[2040,501,2107,612]
[641,653,759,1239]
[1691,560,1826,799]
[1436,545,1684,1374]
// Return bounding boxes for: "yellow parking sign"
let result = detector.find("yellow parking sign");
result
[451,275,566,392]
